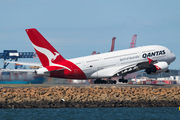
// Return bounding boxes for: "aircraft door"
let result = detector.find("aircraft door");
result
[82,58,101,78]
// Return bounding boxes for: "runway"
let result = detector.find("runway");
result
[0,83,180,88]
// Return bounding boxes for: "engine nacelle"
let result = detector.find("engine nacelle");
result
[145,62,168,74]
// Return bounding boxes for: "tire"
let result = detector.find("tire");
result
[125,79,128,83]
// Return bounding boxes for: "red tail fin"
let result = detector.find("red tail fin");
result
[25,28,65,67]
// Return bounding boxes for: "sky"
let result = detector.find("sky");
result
[0,0,180,69]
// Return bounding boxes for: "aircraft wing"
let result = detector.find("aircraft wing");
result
[95,64,137,78]
[114,58,157,76]
[5,61,42,66]
[96,58,157,78]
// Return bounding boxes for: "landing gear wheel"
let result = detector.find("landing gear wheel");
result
[107,79,116,84]
[119,78,128,83]
[124,79,128,83]
[94,79,117,84]
[119,79,123,82]
[94,79,107,84]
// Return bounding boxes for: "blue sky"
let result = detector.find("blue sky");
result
[0,0,180,69]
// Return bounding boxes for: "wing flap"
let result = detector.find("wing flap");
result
[92,64,137,78]
[115,58,158,76]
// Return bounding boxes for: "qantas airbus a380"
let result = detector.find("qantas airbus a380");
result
[22,28,176,84]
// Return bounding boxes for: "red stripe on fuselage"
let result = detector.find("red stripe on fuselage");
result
[46,60,87,79]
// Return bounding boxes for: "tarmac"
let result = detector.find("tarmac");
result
[0,83,180,88]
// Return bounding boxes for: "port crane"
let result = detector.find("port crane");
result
[0,50,37,69]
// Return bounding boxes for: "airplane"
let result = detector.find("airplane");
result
[6,28,176,84]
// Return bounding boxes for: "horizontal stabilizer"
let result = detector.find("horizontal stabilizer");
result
[5,61,42,66]
[44,68,65,74]
[1,69,35,72]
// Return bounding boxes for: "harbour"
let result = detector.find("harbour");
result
[1,0,180,119]
[0,107,180,120]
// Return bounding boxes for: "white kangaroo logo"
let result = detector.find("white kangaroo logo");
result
[51,52,60,61]
[32,43,71,71]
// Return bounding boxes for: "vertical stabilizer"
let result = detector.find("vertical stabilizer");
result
[25,28,65,67]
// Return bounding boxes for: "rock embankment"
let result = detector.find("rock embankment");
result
[0,86,180,108]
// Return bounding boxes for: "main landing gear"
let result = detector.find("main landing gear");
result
[94,79,117,84]
[118,77,128,83]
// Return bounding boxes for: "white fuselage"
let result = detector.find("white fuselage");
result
[69,45,176,79]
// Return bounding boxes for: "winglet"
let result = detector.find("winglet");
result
[147,58,153,64]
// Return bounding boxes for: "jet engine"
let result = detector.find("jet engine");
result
[145,62,168,74]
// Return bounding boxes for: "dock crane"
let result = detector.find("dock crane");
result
[92,37,116,55]
[0,50,37,69]
[130,34,137,48]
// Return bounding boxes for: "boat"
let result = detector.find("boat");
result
[0,70,45,84]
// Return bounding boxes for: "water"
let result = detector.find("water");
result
[0,107,179,120]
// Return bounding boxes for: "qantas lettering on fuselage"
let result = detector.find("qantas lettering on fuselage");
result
[142,50,166,58]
